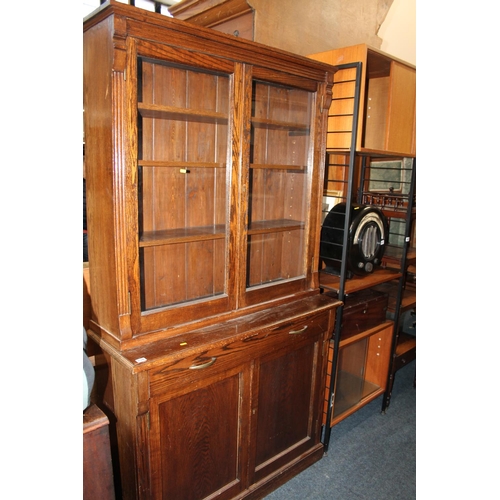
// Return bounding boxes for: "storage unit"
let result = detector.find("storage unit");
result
[309,43,416,156]
[83,404,115,500]
[307,47,416,446]
[84,2,340,498]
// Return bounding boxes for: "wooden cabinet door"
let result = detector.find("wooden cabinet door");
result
[145,307,331,498]
[148,360,252,500]
[385,61,416,155]
[250,314,329,484]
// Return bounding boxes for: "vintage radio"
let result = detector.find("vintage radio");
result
[320,203,388,277]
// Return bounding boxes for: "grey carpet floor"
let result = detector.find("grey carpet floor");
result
[264,361,416,499]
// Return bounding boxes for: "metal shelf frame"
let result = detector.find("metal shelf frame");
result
[320,61,416,450]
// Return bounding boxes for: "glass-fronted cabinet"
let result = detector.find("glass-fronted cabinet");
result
[137,60,231,311]
[84,6,335,347]
[131,56,321,332]
[245,81,314,302]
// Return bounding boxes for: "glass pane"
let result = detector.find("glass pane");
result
[247,81,313,288]
[333,338,379,418]
[137,59,230,311]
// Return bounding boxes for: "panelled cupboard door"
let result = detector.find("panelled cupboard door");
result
[384,61,416,155]
[148,361,252,500]
[141,305,332,499]
[251,317,328,484]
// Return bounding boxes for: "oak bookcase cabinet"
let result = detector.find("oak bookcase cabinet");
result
[84,2,340,498]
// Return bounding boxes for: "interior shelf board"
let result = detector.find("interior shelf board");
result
[248,219,304,235]
[251,116,309,131]
[138,103,228,123]
[250,163,306,171]
[330,377,384,426]
[140,225,226,247]
[138,160,227,169]
[324,146,416,158]
[338,320,394,347]
[319,268,402,294]
[393,332,416,371]
[372,282,416,312]
[357,147,417,158]
[395,332,416,357]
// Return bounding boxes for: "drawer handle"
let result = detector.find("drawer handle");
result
[189,357,217,370]
[289,325,308,335]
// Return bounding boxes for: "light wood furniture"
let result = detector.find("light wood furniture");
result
[307,46,416,440]
[309,43,416,157]
[84,2,340,498]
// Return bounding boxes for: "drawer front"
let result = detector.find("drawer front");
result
[148,310,331,397]
[342,290,388,338]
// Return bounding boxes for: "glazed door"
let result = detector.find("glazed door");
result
[243,76,320,307]
[126,38,238,334]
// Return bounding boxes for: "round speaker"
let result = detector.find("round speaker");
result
[320,203,388,276]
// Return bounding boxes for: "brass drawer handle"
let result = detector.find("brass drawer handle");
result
[289,325,308,335]
[189,357,217,370]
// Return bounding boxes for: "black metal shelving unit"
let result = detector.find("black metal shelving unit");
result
[319,61,416,451]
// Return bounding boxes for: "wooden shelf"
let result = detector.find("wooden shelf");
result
[394,332,416,371]
[357,147,416,158]
[396,332,416,356]
[251,116,310,131]
[330,383,386,427]
[138,160,227,169]
[326,146,416,158]
[140,225,226,247]
[332,371,381,419]
[250,163,306,171]
[248,219,304,235]
[138,103,228,123]
[383,246,416,267]
[311,44,416,424]
[372,281,416,312]
[338,320,393,348]
[319,268,401,295]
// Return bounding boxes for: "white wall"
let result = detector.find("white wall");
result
[378,0,416,65]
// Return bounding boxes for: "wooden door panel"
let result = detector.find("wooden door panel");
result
[386,62,416,154]
[252,334,324,482]
[256,343,315,462]
[150,371,247,500]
